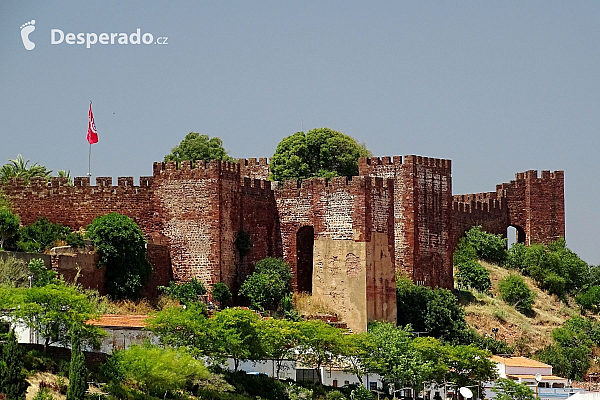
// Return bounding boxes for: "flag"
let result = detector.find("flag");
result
[87,102,98,144]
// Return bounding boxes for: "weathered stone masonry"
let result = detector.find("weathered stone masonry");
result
[2,155,565,332]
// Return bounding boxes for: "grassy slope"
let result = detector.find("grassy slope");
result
[461,261,580,356]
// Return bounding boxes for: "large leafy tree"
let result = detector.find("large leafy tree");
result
[164,132,234,164]
[297,320,345,384]
[2,284,105,352]
[147,303,211,353]
[0,208,19,250]
[239,257,292,311]
[86,213,152,299]
[396,275,468,343]
[269,128,371,181]
[208,308,263,371]
[257,318,302,379]
[0,154,51,184]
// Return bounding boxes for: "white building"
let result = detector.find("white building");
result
[485,355,583,400]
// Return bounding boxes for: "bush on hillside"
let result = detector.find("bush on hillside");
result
[456,260,492,293]
[498,275,535,314]
[461,226,507,265]
[576,286,600,313]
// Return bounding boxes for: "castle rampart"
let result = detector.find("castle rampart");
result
[1,154,565,333]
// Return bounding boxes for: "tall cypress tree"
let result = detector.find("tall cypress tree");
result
[66,329,87,400]
[0,330,29,400]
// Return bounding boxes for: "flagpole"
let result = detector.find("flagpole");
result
[87,101,92,177]
[88,142,92,177]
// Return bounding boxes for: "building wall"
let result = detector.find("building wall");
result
[359,156,453,289]
[453,170,565,247]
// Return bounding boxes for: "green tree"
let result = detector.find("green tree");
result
[498,275,535,314]
[209,308,263,371]
[28,259,58,287]
[86,213,152,299]
[445,344,497,388]
[0,155,52,185]
[297,320,345,384]
[159,278,207,305]
[164,132,234,164]
[492,378,536,400]
[456,260,491,293]
[17,217,70,253]
[66,329,87,400]
[461,226,507,265]
[0,330,30,400]
[576,286,600,313]
[211,282,232,309]
[5,284,105,352]
[340,332,377,384]
[147,303,210,353]
[0,208,19,250]
[270,128,371,181]
[240,257,292,311]
[367,323,428,392]
[257,318,302,379]
[396,275,468,343]
[102,344,210,398]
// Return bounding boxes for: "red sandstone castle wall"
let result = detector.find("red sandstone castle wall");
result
[359,155,454,290]
[453,169,565,248]
[2,175,159,235]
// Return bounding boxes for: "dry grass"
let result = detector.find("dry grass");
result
[110,298,157,315]
[293,292,336,316]
[463,261,581,356]
[26,372,67,400]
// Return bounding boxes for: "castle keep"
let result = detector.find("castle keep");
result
[2,155,565,332]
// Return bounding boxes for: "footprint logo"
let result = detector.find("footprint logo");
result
[20,20,36,50]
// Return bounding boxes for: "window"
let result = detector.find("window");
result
[370,382,377,391]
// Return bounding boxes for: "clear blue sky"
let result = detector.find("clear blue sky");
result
[2,1,599,264]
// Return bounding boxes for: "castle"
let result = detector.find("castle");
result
[1,155,565,332]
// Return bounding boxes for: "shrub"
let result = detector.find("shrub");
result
[17,217,70,253]
[159,278,207,305]
[576,286,600,313]
[211,282,232,308]
[86,213,152,299]
[506,243,528,271]
[453,237,478,266]
[33,388,55,400]
[456,260,491,293]
[498,275,535,313]
[240,257,292,311]
[463,226,507,265]
[350,386,375,400]
[326,390,347,400]
[540,273,566,298]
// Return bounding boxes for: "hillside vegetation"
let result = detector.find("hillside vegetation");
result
[461,261,580,355]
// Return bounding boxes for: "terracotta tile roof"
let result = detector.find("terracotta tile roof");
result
[491,355,551,368]
[86,314,148,328]
[507,374,567,381]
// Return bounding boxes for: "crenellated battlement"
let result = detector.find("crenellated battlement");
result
[275,175,371,193]
[238,157,269,167]
[452,197,506,216]
[3,175,154,192]
[240,177,273,197]
[152,159,241,179]
[359,155,452,178]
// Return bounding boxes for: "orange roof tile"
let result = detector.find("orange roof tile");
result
[507,374,567,381]
[490,355,551,368]
[86,314,148,328]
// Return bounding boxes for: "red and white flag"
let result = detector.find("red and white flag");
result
[87,102,98,144]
